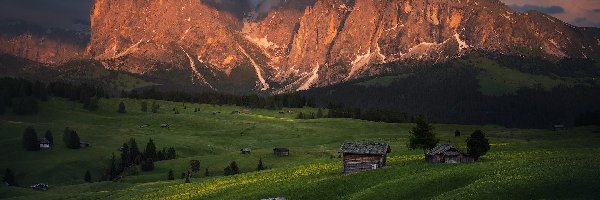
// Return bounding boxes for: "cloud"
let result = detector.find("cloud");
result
[592,9,600,13]
[0,0,93,29]
[510,4,565,14]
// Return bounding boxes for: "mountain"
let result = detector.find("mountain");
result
[1,0,599,93]
[0,20,89,64]
[84,0,600,93]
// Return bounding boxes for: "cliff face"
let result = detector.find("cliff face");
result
[86,0,600,93]
[0,21,87,64]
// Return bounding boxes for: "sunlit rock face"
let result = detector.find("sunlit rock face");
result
[86,0,600,92]
[0,21,87,64]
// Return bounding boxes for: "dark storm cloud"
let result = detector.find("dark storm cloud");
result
[510,4,566,14]
[0,0,93,29]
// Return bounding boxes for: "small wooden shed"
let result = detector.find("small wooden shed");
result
[241,148,252,154]
[273,148,289,156]
[340,143,391,174]
[38,138,51,149]
[425,144,473,164]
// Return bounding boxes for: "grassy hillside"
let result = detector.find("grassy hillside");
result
[1,98,599,199]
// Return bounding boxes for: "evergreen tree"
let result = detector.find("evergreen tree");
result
[184,171,191,183]
[141,101,148,112]
[167,147,176,159]
[204,168,209,177]
[408,116,439,153]
[84,170,92,183]
[466,130,491,161]
[3,168,17,186]
[144,139,157,160]
[167,169,175,180]
[141,158,154,171]
[106,153,117,180]
[455,130,461,137]
[118,101,126,113]
[128,138,140,164]
[223,166,233,176]
[22,127,40,151]
[257,159,265,171]
[63,128,81,149]
[44,130,53,145]
[119,143,130,172]
[190,160,201,172]
[229,161,240,175]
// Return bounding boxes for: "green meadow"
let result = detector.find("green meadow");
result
[1,98,599,199]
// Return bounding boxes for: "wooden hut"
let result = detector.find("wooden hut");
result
[273,148,289,156]
[241,148,252,154]
[425,144,473,164]
[38,138,51,149]
[339,143,391,174]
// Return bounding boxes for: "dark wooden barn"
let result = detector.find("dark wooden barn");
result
[340,143,391,174]
[241,148,252,154]
[273,148,289,156]
[425,144,473,164]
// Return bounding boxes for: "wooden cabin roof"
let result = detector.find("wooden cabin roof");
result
[273,148,289,152]
[427,144,465,156]
[38,138,50,144]
[340,143,390,155]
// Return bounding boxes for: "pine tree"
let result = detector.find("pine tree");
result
[141,101,148,112]
[118,101,126,113]
[190,160,201,172]
[229,161,240,174]
[184,171,191,183]
[3,168,17,186]
[22,127,40,151]
[257,159,265,171]
[144,139,157,160]
[63,129,81,149]
[408,116,439,153]
[84,170,92,183]
[466,130,491,161]
[223,166,233,176]
[119,143,130,172]
[204,168,209,177]
[107,153,117,180]
[167,147,176,160]
[128,138,140,164]
[32,81,48,101]
[44,130,53,145]
[167,169,175,180]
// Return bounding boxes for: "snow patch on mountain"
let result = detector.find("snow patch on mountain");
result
[238,45,270,91]
[297,63,320,91]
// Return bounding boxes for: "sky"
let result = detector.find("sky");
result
[0,0,598,29]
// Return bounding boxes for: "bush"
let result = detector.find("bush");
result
[22,127,40,151]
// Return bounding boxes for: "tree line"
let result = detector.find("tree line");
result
[102,138,176,181]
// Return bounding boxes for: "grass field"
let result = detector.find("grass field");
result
[1,98,599,199]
